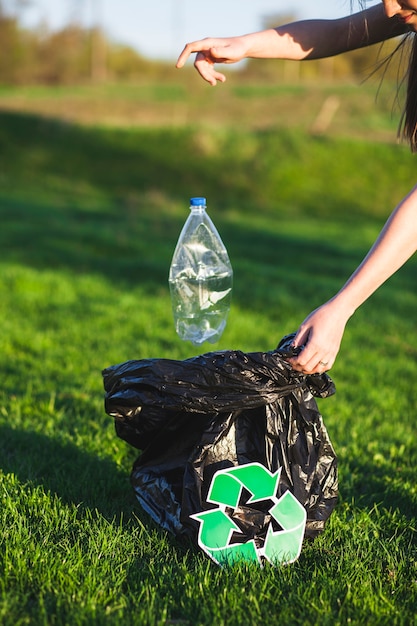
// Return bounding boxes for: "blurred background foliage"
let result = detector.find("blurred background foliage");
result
[0,2,410,86]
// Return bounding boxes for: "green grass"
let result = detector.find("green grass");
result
[1,101,417,625]
[0,77,404,141]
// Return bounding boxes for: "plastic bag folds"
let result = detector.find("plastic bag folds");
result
[102,334,338,545]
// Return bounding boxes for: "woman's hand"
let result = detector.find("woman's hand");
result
[176,36,250,85]
[288,298,351,374]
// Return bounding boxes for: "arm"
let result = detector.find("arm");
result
[176,5,406,85]
[288,185,417,374]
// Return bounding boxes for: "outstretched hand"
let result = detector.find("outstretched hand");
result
[176,36,249,85]
[288,298,351,375]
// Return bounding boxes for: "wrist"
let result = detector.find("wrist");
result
[240,29,283,59]
[328,291,359,322]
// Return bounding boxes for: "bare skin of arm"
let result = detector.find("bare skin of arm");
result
[288,186,417,373]
[176,5,405,86]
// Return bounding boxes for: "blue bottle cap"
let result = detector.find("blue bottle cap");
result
[190,197,206,206]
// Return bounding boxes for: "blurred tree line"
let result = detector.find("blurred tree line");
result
[0,1,168,84]
[0,5,409,85]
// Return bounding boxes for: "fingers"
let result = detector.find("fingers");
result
[287,333,333,374]
[176,39,229,85]
[291,325,310,349]
[177,48,226,85]
[176,40,206,68]
[194,53,227,86]
[288,346,333,375]
[176,38,227,67]
[288,299,345,374]
[290,326,326,373]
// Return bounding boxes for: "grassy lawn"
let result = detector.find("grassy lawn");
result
[0,75,403,141]
[0,83,417,624]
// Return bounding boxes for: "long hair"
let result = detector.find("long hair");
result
[398,34,417,151]
[363,29,417,152]
[354,1,417,151]
[367,32,417,151]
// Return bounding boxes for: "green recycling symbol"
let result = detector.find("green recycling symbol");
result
[191,462,306,567]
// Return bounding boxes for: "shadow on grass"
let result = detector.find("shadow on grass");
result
[3,189,414,322]
[0,423,145,523]
[340,458,417,521]
[2,109,417,314]
[0,112,386,298]
[1,421,416,537]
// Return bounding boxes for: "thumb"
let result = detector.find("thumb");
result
[209,45,238,62]
[292,325,311,348]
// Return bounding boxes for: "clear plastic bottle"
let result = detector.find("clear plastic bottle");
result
[169,197,233,345]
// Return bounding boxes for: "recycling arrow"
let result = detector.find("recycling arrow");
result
[191,508,260,566]
[191,462,306,567]
[261,490,306,565]
[208,464,281,508]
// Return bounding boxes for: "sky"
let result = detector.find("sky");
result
[15,0,379,61]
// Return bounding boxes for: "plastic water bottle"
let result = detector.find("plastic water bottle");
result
[169,197,233,345]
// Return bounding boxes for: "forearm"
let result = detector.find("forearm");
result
[242,5,406,61]
[177,5,407,85]
[290,186,417,372]
[332,186,417,318]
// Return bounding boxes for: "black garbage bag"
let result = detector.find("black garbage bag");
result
[102,334,338,557]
